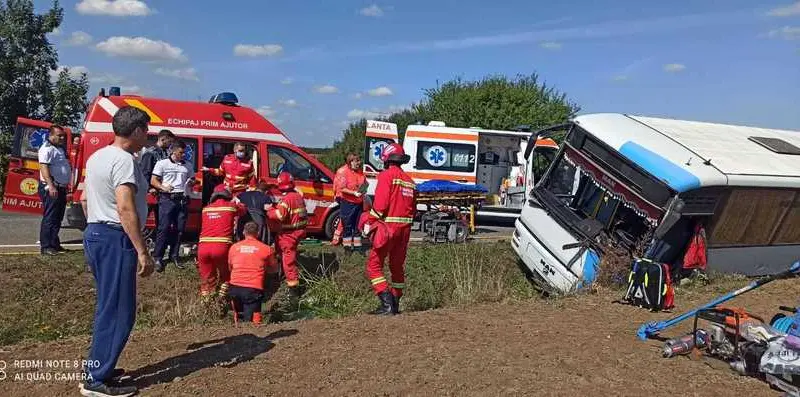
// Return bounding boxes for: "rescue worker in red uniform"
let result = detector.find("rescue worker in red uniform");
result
[330,162,348,246]
[362,143,416,315]
[335,154,367,252]
[202,142,256,196]
[197,184,246,302]
[266,172,308,313]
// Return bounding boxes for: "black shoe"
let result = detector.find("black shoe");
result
[79,380,137,396]
[41,249,59,256]
[369,291,395,315]
[391,295,401,314]
[55,246,69,253]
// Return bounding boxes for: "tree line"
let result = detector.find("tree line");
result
[318,74,581,171]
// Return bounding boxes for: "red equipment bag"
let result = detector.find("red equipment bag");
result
[682,224,708,271]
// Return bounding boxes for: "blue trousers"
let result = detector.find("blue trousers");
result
[339,200,362,249]
[153,194,188,261]
[38,183,67,251]
[83,223,137,386]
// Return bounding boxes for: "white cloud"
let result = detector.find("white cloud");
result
[354,92,363,99]
[768,26,800,40]
[611,75,629,82]
[279,99,298,107]
[120,85,142,93]
[348,109,384,119]
[360,4,384,17]
[96,36,188,63]
[367,86,394,97]
[539,41,562,50]
[233,44,283,57]
[154,67,199,81]
[281,77,294,85]
[256,105,276,117]
[49,27,61,36]
[65,31,93,46]
[76,0,152,17]
[768,2,800,17]
[663,63,686,73]
[88,73,124,84]
[49,65,89,81]
[314,84,339,94]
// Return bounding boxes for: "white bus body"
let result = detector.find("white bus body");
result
[514,113,800,293]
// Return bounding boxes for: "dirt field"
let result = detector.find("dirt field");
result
[2,279,797,396]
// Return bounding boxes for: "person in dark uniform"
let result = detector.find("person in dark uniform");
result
[150,140,195,272]
[234,179,273,243]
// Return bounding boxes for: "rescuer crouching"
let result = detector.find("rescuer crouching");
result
[266,171,309,320]
[227,222,279,325]
[362,143,417,315]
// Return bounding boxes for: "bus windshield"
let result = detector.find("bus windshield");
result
[535,126,673,249]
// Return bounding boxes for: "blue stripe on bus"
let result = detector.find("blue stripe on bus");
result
[619,141,701,192]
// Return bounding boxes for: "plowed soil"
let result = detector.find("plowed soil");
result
[2,280,798,396]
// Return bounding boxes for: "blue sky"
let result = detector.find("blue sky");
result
[42,0,800,147]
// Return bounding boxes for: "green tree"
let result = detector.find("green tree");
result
[50,67,89,127]
[0,1,88,194]
[415,74,580,131]
[321,73,579,171]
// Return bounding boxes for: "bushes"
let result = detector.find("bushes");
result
[0,242,537,346]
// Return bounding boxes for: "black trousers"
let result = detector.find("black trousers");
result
[229,285,264,322]
[38,183,67,252]
[153,194,188,261]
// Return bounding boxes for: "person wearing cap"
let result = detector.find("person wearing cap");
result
[362,143,416,315]
[197,184,246,302]
[266,171,308,315]
[334,153,367,252]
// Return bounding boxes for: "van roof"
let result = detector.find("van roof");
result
[572,113,800,191]
[82,94,292,144]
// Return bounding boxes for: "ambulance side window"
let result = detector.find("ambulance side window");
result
[415,141,476,173]
[268,146,329,183]
[15,125,52,159]
[146,135,198,171]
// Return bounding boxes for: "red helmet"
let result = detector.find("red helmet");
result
[381,143,410,164]
[277,171,295,191]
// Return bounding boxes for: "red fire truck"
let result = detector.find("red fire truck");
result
[2,88,342,245]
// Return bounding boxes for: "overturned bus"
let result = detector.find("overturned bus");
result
[513,113,800,293]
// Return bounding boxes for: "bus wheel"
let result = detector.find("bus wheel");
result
[324,209,340,241]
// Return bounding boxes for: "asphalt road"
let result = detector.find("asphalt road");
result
[0,209,515,253]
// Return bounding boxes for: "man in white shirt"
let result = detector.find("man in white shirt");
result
[150,140,195,272]
[37,124,72,256]
[79,106,154,397]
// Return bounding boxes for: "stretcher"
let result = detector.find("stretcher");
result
[414,180,489,243]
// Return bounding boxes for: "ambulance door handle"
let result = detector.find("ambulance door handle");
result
[457,179,468,183]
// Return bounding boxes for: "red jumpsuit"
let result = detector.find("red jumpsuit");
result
[210,154,256,196]
[364,164,416,298]
[267,190,308,287]
[197,198,246,297]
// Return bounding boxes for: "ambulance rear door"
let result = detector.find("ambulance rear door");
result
[363,120,399,195]
[402,124,479,185]
[3,117,73,214]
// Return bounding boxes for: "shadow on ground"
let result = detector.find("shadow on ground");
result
[127,329,298,389]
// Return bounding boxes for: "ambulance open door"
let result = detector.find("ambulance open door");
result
[363,120,398,195]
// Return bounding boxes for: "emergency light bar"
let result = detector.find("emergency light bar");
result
[209,92,239,106]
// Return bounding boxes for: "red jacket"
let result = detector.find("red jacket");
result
[267,190,308,231]
[199,198,247,244]
[211,154,256,194]
[368,165,416,227]
[228,236,276,290]
[333,165,348,199]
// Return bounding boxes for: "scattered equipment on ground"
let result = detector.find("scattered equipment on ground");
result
[636,261,800,341]
[414,180,487,244]
[622,257,675,312]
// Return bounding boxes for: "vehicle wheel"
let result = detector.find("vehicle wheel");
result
[324,209,340,241]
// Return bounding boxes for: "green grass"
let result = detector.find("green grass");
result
[0,242,538,346]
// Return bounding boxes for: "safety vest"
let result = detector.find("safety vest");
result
[210,154,256,194]
[368,165,416,225]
